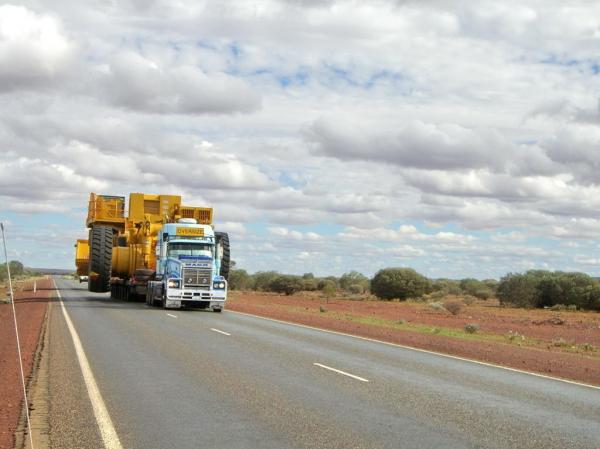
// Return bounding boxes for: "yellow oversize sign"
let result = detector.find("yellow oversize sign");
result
[176,227,204,236]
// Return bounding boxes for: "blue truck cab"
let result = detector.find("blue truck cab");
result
[146,218,227,311]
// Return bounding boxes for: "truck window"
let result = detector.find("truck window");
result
[167,243,213,258]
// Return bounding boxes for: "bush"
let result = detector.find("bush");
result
[460,278,495,298]
[347,284,364,294]
[497,270,600,310]
[302,277,318,291]
[321,280,336,299]
[269,275,303,295]
[443,299,463,315]
[339,271,369,292]
[371,268,431,300]
[497,270,547,308]
[473,288,492,300]
[0,260,24,281]
[432,279,462,295]
[318,276,340,290]
[464,323,479,334]
[252,271,280,291]
[429,290,447,300]
[428,301,445,312]
[462,296,476,305]
[228,269,253,290]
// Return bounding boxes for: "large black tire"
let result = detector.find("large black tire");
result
[88,225,113,293]
[215,232,230,281]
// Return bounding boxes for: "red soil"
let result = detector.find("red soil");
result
[227,292,600,386]
[0,278,53,449]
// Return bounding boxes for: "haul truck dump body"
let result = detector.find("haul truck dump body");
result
[75,193,230,311]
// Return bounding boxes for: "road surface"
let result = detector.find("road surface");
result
[44,278,600,449]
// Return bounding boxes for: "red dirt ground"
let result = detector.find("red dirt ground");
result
[0,278,52,449]
[227,291,600,386]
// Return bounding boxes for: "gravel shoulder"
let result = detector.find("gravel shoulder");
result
[0,278,52,449]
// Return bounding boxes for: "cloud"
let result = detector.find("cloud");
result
[304,117,509,171]
[102,51,261,114]
[0,5,75,92]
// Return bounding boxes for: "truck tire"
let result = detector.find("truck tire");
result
[215,232,230,281]
[88,225,113,293]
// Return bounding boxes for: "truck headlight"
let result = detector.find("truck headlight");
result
[219,282,226,289]
[168,279,181,289]
[213,281,226,289]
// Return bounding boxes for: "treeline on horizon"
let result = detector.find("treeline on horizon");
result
[229,267,600,311]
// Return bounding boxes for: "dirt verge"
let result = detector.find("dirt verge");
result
[227,291,600,386]
[0,278,53,449]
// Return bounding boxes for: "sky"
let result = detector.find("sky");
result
[1,0,600,279]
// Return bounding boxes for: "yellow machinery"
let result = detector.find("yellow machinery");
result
[75,192,215,293]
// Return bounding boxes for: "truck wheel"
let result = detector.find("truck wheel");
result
[88,225,113,293]
[215,232,230,281]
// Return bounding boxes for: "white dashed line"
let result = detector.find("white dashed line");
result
[313,363,369,382]
[167,313,178,318]
[228,310,600,391]
[55,282,123,449]
[210,328,231,336]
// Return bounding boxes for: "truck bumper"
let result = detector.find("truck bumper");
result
[164,295,226,310]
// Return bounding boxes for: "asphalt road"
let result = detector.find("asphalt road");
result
[47,278,600,449]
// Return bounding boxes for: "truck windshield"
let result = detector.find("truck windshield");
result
[168,243,213,258]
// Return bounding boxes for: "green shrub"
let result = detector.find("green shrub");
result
[228,269,253,290]
[0,260,24,281]
[322,280,336,299]
[428,301,445,312]
[348,284,364,294]
[302,277,318,291]
[497,270,548,308]
[318,276,340,290]
[340,271,370,292]
[473,289,492,300]
[252,271,280,291]
[371,268,431,300]
[497,270,600,310]
[432,279,461,295]
[269,275,303,295]
[429,290,446,300]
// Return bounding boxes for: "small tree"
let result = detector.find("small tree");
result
[302,277,318,291]
[371,268,431,300]
[339,271,369,292]
[251,271,280,291]
[269,275,303,296]
[321,280,336,302]
[228,269,252,290]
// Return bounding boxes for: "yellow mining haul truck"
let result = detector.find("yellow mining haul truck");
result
[75,193,230,310]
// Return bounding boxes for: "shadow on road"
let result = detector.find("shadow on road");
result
[58,293,215,312]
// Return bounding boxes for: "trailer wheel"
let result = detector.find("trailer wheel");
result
[215,232,230,281]
[88,225,113,293]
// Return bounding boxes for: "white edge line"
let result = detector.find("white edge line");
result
[210,328,231,336]
[226,310,600,391]
[166,313,178,318]
[55,280,124,449]
[314,362,369,382]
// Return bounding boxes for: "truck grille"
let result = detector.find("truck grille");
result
[182,267,212,289]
